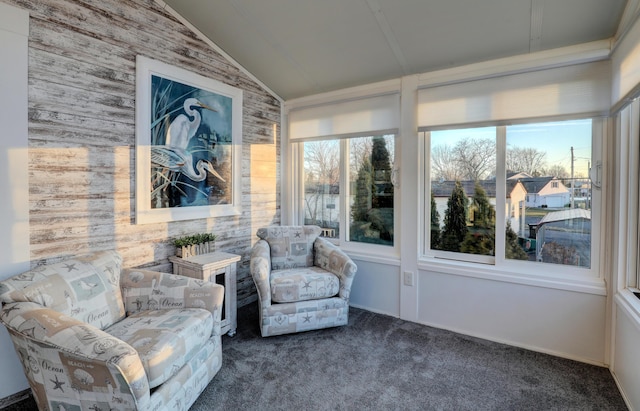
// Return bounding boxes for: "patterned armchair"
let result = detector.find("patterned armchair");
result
[250,225,357,337]
[0,250,224,411]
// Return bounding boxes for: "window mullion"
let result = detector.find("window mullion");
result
[340,139,349,244]
[495,126,507,265]
[293,143,304,225]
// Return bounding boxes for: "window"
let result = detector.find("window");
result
[429,126,496,261]
[303,140,340,237]
[301,135,396,247]
[426,118,599,274]
[505,120,593,268]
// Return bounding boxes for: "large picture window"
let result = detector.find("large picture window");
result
[426,118,598,273]
[300,135,395,247]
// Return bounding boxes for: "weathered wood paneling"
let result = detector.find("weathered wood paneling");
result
[2,0,281,308]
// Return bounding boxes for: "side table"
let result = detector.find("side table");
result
[169,251,241,336]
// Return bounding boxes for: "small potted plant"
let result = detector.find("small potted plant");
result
[173,233,217,258]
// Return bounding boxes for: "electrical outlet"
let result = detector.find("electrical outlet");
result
[403,271,414,286]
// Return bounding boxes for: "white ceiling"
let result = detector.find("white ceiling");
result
[163,0,628,100]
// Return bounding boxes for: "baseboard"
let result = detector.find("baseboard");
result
[0,389,31,409]
[349,302,398,318]
[416,317,608,367]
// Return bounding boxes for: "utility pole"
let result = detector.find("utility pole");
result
[570,146,575,209]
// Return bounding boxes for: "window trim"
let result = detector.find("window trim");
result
[422,116,603,281]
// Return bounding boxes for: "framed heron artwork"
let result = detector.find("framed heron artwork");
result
[135,55,242,224]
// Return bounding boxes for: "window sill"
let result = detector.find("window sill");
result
[417,256,606,296]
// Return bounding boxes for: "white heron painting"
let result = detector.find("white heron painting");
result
[149,74,233,209]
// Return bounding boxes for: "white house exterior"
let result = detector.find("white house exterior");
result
[519,177,570,208]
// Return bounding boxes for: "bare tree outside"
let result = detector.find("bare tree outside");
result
[350,138,373,178]
[453,138,496,180]
[304,140,339,226]
[432,137,496,181]
[506,146,547,175]
[542,164,570,178]
[431,144,463,181]
[305,140,339,186]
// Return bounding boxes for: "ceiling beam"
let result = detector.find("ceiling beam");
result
[529,0,544,52]
[365,0,409,74]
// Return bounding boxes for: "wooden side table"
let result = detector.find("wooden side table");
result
[169,251,241,336]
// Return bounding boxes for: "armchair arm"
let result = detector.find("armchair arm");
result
[314,237,358,300]
[250,239,272,307]
[1,301,150,408]
[120,268,224,327]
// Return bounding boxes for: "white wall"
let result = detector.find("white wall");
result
[349,258,400,317]
[613,303,640,408]
[0,2,31,399]
[418,270,606,364]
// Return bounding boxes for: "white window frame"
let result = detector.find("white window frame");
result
[617,100,640,291]
[292,134,400,258]
[421,116,604,283]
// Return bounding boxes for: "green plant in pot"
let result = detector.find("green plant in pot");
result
[173,233,217,258]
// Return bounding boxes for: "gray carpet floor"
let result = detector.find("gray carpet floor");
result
[4,305,628,410]
[191,305,627,411]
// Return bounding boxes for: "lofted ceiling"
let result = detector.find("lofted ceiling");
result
[162,0,628,100]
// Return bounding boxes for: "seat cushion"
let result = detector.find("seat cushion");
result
[256,226,322,270]
[270,267,339,303]
[105,308,213,388]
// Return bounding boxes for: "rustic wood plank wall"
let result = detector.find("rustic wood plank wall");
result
[2,0,281,308]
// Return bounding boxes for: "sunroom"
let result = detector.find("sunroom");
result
[1,0,640,409]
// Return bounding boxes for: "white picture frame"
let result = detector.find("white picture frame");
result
[135,55,242,224]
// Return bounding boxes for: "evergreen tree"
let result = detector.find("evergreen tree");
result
[469,181,495,229]
[461,181,495,255]
[371,136,393,208]
[351,158,372,223]
[430,192,441,249]
[505,220,528,260]
[441,181,468,252]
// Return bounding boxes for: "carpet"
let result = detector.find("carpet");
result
[190,305,627,411]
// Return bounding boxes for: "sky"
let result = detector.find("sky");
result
[431,118,592,177]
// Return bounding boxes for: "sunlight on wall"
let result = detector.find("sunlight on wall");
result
[29,146,139,259]
[3,148,29,268]
[249,123,278,240]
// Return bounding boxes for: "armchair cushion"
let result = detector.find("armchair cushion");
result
[256,225,322,270]
[270,267,339,303]
[0,250,125,330]
[106,308,213,388]
[120,268,224,331]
